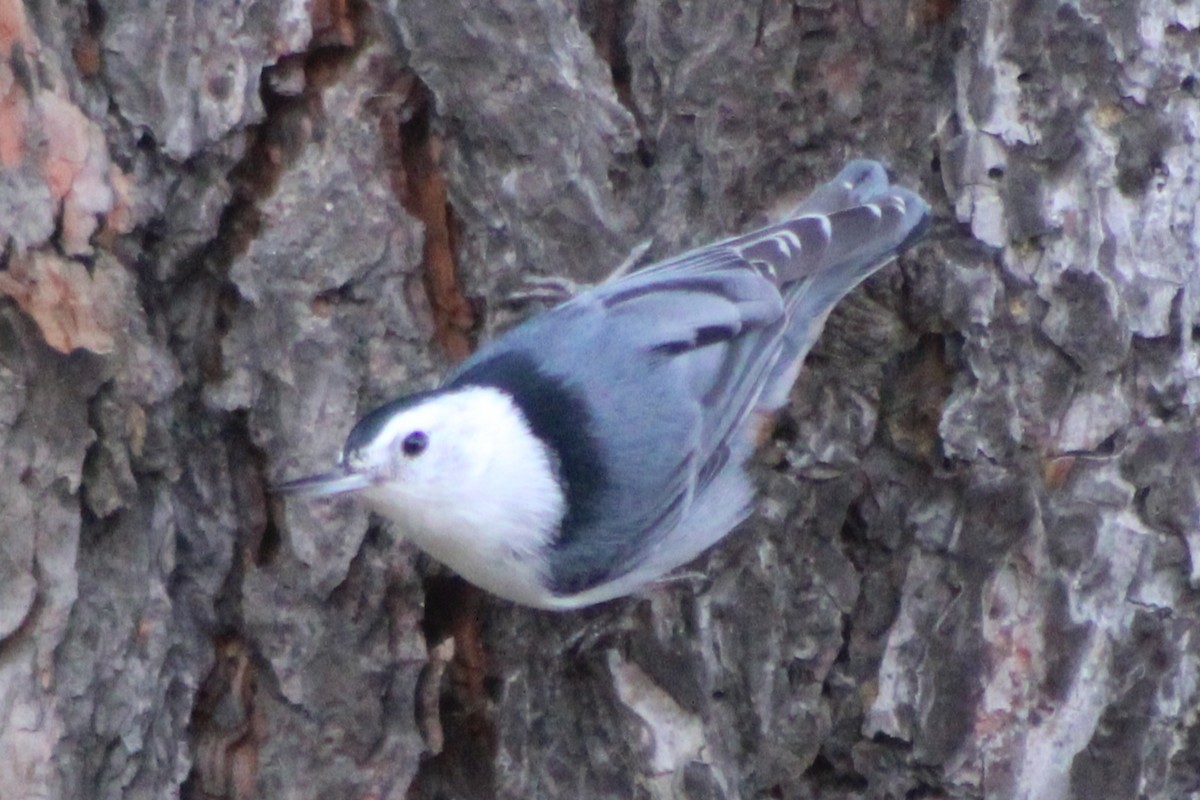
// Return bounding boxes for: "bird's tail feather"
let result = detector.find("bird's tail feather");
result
[731,160,930,292]
[749,161,932,412]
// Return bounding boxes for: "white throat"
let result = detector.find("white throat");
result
[359,386,567,607]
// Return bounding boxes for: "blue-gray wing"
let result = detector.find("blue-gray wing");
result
[579,160,931,513]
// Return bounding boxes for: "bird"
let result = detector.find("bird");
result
[274,160,931,610]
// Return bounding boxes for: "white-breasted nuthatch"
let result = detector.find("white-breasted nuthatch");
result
[275,160,931,609]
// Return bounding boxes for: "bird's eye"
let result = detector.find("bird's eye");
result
[402,431,428,457]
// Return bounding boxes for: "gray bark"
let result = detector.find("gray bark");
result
[1,1,1198,799]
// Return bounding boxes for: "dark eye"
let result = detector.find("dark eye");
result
[402,431,428,457]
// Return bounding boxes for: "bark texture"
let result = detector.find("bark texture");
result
[1,1,1198,799]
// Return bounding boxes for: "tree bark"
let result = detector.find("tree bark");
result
[1,1,1198,798]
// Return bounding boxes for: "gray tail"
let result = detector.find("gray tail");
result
[731,159,931,294]
[740,160,932,412]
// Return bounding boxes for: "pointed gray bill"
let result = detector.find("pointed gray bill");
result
[271,470,371,497]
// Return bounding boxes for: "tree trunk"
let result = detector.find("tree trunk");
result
[2,1,1198,798]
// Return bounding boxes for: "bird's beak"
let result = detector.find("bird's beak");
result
[271,469,372,497]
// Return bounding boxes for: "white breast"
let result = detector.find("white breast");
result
[358,386,569,607]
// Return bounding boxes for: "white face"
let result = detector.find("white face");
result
[337,386,568,606]
[345,391,493,497]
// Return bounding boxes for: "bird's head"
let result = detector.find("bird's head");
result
[277,387,540,503]
[274,385,567,602]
